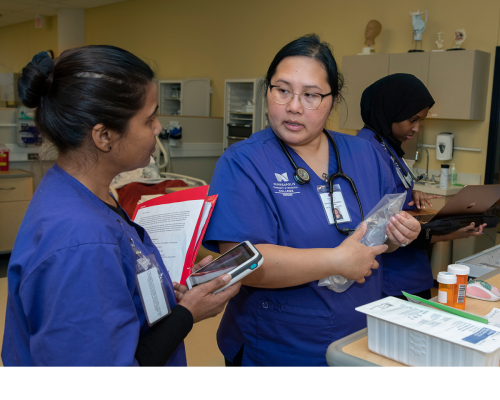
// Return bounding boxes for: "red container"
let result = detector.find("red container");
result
[0,148,9,171]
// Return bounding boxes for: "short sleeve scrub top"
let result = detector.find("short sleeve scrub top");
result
[203,127,397,366]
[357,127,434,296]
[2,165,187,366]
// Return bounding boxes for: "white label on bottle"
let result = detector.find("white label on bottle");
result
[438,290,447,304]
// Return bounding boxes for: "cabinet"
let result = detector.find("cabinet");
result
[157,79,211,116]
[223,78,264,150]
[427,50,490,120]
[0,169,33,253]
[341,54,389,130]
[342,50,490,129]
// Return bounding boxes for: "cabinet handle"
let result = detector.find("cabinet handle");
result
[0,187,15,190]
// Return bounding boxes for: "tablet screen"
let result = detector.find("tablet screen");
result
[189,242,255,286]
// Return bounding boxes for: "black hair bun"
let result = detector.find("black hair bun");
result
[18,51,54,108]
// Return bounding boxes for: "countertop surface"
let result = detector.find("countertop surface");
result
[413,183,462,196]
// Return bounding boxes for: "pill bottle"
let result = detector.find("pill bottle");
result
[437,272,457,307]
[447,264,470,310]
[440,164,450,189]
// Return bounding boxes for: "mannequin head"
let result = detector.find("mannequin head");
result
[364,20,382,46]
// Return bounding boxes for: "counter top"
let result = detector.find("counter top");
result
[0,169,33,178]
[413,183,462,196]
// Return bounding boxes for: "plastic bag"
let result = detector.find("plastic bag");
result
[318,191,407,293]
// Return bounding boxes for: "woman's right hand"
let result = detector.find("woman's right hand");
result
[178,274,241,323]
[334,223,388,283]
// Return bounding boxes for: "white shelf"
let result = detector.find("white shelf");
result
[223,78,264,150]
[157,79,211,117]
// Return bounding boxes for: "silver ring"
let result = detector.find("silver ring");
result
[400,238,410,247]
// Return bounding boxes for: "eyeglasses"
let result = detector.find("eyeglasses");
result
[269,84,332,110]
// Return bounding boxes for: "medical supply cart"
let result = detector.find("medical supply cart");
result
[326,268,500,366]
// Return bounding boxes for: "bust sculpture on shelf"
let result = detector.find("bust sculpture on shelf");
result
[409,10,427,52]
[448,29,466,51]
[359,20,382,55]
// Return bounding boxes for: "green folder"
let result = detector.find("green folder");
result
[402,291,489,324]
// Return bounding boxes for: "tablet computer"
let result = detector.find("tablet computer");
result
[186,241,263,293]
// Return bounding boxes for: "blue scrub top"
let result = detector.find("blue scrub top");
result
[1,165,186,366]
[203,128,397,366]
[357,127,434,296]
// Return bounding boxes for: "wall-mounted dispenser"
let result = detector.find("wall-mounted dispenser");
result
[436,132,454,161]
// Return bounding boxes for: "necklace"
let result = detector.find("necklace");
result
[322,173,329,182]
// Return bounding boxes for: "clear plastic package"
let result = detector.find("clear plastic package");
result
[318,192,407,293]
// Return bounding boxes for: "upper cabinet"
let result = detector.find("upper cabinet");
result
[157,78,212,116]
[427,51,490,120]
[341,50,490,130]
[342,54,389,130]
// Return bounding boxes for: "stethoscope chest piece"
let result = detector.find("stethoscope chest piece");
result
[294,167,310,185]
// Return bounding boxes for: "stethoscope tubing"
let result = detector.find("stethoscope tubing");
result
[275,129,364,236]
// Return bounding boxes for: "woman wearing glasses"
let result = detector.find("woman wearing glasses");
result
[203,35,421,366]
[358,74,487,300]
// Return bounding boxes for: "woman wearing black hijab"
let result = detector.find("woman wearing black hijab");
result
[357,73,486,299]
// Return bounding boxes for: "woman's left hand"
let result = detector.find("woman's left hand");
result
[386,211,421,247]
[173,254,214,301]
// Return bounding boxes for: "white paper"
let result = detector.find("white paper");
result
[356,297,500,353]
[195,202,212,247]
[134,199,204,283]
[485,308,500,327]
[137,268,170,325]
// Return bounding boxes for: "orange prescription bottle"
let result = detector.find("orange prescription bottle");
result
[437,272,457,307]
[448,264,470,310]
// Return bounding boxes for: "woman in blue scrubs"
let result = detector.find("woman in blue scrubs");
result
[358,73,487,299]
[2,47,239,366]
[203,35,421,366]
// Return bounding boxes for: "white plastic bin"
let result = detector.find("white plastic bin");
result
[356,297,500,366]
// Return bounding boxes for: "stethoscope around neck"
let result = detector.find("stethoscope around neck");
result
[363,124,423,190]
[276,129,364,236]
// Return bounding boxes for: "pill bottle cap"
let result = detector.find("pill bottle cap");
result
[441,164,450,168]
[447,264,470,276]
[437,271,457,284]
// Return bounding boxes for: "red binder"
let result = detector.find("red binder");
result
[132,185,217,285]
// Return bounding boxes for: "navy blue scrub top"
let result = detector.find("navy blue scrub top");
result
[357,127,433,296]
[1,165,186,366]
[203,128,398,366]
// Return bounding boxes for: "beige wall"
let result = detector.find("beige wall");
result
[0,16,57,74]
[0,0,500,178]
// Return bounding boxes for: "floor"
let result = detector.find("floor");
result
[1,233,500,367]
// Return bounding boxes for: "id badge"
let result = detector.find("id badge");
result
[132,240,171,327]
[317,184,352,225]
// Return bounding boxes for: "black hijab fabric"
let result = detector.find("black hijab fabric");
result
[360,73,435,157]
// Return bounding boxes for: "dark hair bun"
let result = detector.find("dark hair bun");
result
[18,51,54,108]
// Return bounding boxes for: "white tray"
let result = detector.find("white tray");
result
[357,297,500,367]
